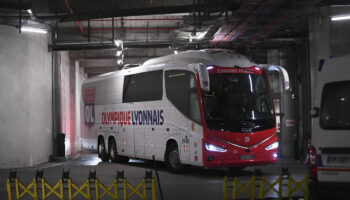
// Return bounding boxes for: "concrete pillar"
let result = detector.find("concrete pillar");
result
[75,60,84,152]
[267,48,297,158]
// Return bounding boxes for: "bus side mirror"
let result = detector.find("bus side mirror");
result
[198,64,210,92]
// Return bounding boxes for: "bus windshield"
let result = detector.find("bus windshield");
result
[203,73,275,132]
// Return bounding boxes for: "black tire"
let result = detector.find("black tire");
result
[165,143,184,173]
[109,139,129,163]
[98,138,109,162]
[227,167,245,172]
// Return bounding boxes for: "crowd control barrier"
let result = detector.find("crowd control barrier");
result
[6,169,157,200]
[223,168,309,200]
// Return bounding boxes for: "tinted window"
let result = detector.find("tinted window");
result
[203,73,275,132]
[165,70,201,124]
[123,70,162,103]
[320,81,350,130]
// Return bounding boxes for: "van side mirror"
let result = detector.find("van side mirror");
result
[311,107,319,118]
[198,64,210,92]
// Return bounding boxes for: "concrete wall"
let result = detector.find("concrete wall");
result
[0,25,52,168]
[309,6,350,101]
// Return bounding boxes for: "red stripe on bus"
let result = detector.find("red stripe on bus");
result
[318,168,350,172]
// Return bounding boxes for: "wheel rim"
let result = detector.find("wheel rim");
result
[169,150,180,168]
[98,144,104,155]
[110,144,116,158]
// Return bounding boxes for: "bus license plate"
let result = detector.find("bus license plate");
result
[240,155,255,160]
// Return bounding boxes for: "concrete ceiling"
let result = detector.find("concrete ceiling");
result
[0,0,319,76]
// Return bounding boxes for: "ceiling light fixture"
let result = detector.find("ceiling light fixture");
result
[331,14,350,21]
[116,50,123,57]
[26,9,33,15]
[21,27,47,34]
[117,59,123,66]
[114,39,123,48]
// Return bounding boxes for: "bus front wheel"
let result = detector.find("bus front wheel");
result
[165,143,184,173]
[98,138,109,162]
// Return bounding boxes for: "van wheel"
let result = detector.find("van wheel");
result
[109,140,129,163]
[98,139,109,162]
[165,143,184,173]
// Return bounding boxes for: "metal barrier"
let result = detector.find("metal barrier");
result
[287,174,309,200]
[223,168,309,200]
[42,178,64,200]
[6,169,157,200]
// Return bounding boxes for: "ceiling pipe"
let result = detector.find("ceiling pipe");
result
[90,27,178,32]
[59,4,237,22]
[64,0,86,36]
[240,0,311,47]
[86,18,184,22]
[49,41,173,51]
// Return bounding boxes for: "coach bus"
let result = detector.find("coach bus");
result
[82,49,280,171]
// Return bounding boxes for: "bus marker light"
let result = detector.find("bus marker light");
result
[273,153,278,158]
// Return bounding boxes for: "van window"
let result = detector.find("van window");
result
[320,81,350,130]
[165,70,202,124]
[123,70,163,103]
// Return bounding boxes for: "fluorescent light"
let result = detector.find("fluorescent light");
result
[116,50,123,57]
[21,27,47,34]
[117,59,123,65]
[331,14,350,21]
[194,31,208,40]
[26,9,33,15]
[114,39,123,48]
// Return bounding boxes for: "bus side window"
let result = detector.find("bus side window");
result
[123,70,163,103]
[165,70,202,124]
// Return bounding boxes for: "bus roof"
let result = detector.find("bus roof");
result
[143,49,255,68]
[84,49,256,83]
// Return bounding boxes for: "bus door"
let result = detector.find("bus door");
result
[312,55,350,182]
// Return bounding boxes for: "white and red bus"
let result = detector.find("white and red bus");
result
[82,49,280,171]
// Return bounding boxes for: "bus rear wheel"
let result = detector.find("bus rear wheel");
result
[165,143,184,173]
[98,138,109,162]
[109,139,129,163]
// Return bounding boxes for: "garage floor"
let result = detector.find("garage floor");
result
[0,151,331,200]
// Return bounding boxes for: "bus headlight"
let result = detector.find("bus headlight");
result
[205,143,227,152]
[265,142,279,150]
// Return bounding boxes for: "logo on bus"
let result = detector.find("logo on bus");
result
[83,87,96,126]
[101,110,164,127]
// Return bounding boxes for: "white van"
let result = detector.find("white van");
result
[309,55,350,184]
